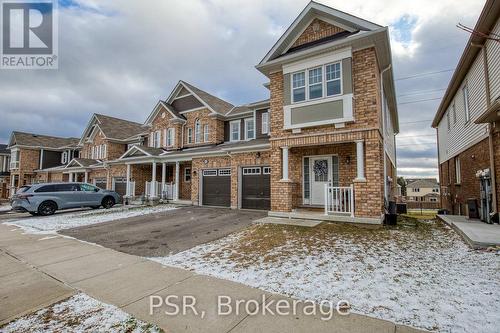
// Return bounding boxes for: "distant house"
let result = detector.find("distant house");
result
[431,0,499,222]
[0,144,10,198]
[405,178,440,202]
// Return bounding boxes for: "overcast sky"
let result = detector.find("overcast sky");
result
[0,0,486,179]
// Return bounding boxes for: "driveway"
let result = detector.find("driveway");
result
[60,206,266,256]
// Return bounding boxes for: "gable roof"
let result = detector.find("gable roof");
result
[80,113,146,144]
[119,145,165,159]
[179,81,234,115]
[406,178,439,188]
[258,1,381,65]
[65,158,101,168]
[432,0,500,127]
[9,131,79,149]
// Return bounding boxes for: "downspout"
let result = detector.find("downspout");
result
[380,64,392,204]
[474,42,497,214]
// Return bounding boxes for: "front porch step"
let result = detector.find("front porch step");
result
[268,211,383,225]
[254,217,322,227]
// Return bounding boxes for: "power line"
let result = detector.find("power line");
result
[398,97,443,105]
[395,68,455,81]
[397,88,447,98]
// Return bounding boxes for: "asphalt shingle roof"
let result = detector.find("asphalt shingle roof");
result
[94,114,145,140]
[181,81,234,115]
[406,178,439,188]
[10,132,79,149]
[0,144,9,154]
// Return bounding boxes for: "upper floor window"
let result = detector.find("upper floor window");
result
[455,157,461,184]
[308,67,323,99]
[61,151,68,164]
[195,119,201,143]
[150,131,161,148]
[326,62,341,96]
[462,85,470,122]
[292,61,342,104]
[187,128,193,144]
[204,124,209,142]
[292,72,306,102]
[166,128,175,147]
[261,112,269,134]
[244,118,255,140]
[230,120,240,142]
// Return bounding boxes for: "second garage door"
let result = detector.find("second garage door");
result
[241,166,270,210]
[202,169,231,207]
[113,177,127,196]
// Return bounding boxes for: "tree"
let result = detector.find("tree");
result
[397,177,407,197]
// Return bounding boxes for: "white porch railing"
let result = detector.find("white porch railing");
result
[325,184,354,217]
[126,181,135,197]
[145,181,161,198]
[161,182,176,200]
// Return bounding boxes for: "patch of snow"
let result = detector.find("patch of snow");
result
[150,223,500,333]
[1,293,162,332]
[4,204,177,234]
[0,204,12,212]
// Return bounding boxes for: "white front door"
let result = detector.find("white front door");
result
[310,156,332,205]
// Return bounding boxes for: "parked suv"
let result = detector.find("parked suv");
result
[10,182,121,216]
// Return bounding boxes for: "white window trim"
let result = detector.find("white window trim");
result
[218,169,231,176]
[263,166,271,174]
[203,169,217,176]
[61,151,68,164]
[261,112,269,134]
[155,131,161,148]
[230,120,241,142]
[455,157,461,184]
[243,167,261,175]
[244,118,255,140]
[204,124,209,142]
[167,128,175,147]
[187,128,193,144]
[195,120,201,143]
[290,60,342,105]
[184,167,191,182]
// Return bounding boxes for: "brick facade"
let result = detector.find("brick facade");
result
[81,129,127,161]
[291,18,345,49]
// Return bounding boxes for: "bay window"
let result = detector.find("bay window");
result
[291,60,342,104]
[308,67,323,99]
[326,62,341,96]
[292,72,306,102]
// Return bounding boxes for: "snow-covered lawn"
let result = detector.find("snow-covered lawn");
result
[150,218,500,333]
[1,293,163,333]
[4,204,177,234]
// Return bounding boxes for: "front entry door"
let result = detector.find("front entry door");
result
[310,156,332,205]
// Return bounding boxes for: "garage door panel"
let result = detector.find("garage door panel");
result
[202,171,231,207]
[242,168,270,210]
[113,177,127,196]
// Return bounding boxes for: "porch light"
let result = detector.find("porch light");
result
[346,156,351,165]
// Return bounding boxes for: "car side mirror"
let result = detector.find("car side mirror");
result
[94,188,100,192]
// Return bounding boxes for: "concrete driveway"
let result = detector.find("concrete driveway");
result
[60,206,266,256]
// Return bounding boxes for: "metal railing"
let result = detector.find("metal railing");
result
[161,182,176,200]
[126,181,135,197]
[145,181,161,198]
[325,184,354,217]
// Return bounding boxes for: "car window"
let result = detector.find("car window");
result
[16,186,31,194]
[56,184,80,192]
[34,185,57,193]
[80,184,98,192]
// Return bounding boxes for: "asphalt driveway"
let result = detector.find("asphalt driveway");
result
[60,206,266,257]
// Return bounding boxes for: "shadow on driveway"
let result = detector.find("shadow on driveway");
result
[60,206,266,257]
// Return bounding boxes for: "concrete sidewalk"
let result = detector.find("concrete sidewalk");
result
[438,215,500,249]
[0,223,423,333]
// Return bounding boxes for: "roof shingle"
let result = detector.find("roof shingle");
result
[181,81,234,115]
[94,114,145,140]
[10,132,79,149]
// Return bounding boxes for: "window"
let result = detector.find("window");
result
[326,62,341,96]
[304,157,310,200]
[430,197,437,202]
[292,72,306,102]
[102,144,106,158]
[154,131,161,148]
[187,128,193,144]
[203,170,217,176]
[261,112,269,134]
[244,118,255,140]
[452,102,457,124]
[263,167,271,174]
[184,168,191,182]
[195,119,201,143]
[166,128,175,147]
[308,67,323,99]
[204,124,209,142]
[462,85,470,122]
[455,157,461,184]
[243,167,261,175]
[218,169,231,176]
[230,120,240,141]
[61,151,68,164]
[80,184,98,192]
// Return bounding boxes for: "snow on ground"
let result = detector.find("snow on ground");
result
[4,204,177,234]
[1,293,163,333]
[150,219,500,333]
[0,204,12,212]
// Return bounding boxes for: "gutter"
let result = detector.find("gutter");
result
[380,64,392,204]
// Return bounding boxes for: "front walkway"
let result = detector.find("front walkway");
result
[0,223,422,333]
[438,215,500,249]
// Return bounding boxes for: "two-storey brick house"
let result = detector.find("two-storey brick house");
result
[0,144,11,199]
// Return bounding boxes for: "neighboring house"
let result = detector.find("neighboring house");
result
[432,0,500,222]
[0,144,10,199]
[7,132,80,193]
[405,178,440,202]
[7,1,399,223]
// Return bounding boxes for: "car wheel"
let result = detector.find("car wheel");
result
[38,201,57,216]
[102,197,115,209]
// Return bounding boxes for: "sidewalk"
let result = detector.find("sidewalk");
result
[438,215,500,249]
[0,223,423,333]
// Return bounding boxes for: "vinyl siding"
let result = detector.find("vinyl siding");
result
[383,94,396,165]
[486,18,500,102]
[437,47,489,164]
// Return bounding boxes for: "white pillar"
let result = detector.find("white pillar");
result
[84,171,88,183]
[151,161,157,198]
[355,140,366,181]
[125,164,131,197]
[69,173,73,182]
[161,162,166,198]
[281,147,289,181]
[175,161,180,201]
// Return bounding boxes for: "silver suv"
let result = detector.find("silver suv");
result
[10,182,121,216]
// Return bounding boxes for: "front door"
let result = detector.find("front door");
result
[310,156,332,205]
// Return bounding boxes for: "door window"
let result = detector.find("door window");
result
[313,159,329,182]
